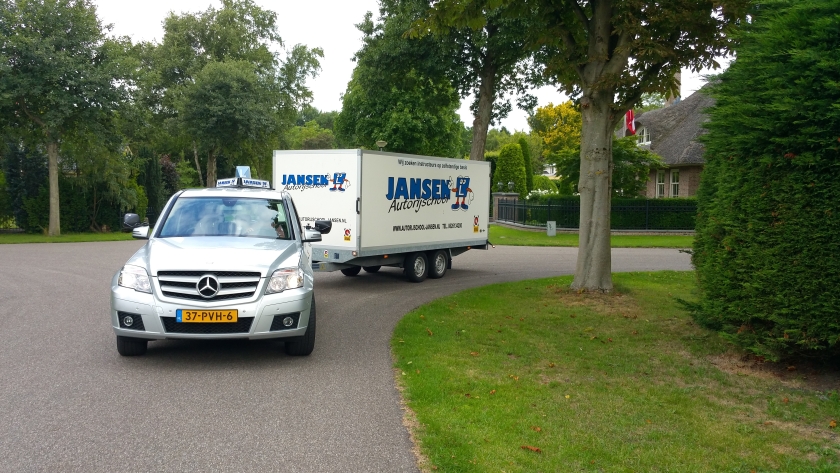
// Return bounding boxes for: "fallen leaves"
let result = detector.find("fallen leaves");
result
[787,365,796,371]
[565,394,570,399]
[426,328,433,336]
[531,426,542,432]
[830,420,837,429]
[509,374,520,382]
[520,445,542,453]
[470,351,479,356]
[490,389,496,395]
[783,397,789,404]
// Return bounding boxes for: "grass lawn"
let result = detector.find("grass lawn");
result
[489,224,694,248]
[392,272,840,472]
[0,232,135,244]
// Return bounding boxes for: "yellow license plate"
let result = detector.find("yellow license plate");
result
[176,309,238,323]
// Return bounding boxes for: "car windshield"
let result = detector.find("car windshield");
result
[158,197,292,239]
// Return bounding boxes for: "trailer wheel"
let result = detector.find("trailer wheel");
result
[363,265,381,273]
[428,250,448,279]
[405,252,428,283]
[340,266,362,276]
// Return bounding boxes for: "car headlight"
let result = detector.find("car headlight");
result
[266,267,304,294]
[118,265,152,293]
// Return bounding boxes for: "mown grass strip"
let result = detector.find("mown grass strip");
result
[392,272,840,472]
[489,224,694,248]
[0,232,135,244]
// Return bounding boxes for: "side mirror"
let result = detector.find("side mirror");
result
[302,228,322,243]
[314,220,332,234]
[123,213,141,232]
[132,226,150,240]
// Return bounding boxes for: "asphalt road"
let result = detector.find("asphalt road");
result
[0,241,692,472]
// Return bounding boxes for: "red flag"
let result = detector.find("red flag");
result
[625,110,636,135]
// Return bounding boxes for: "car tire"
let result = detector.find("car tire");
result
[428,250,448,279]
[363,265,381,273]
[116,336,148,356]
[285,296,316,356]
[340,266,362,276]
[405,252,428,283]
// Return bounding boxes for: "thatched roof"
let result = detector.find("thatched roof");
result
[635,86,715,166]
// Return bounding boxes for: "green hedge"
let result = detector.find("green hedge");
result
[692,0,840,361]
[22,177,127,233]
[498,196,696,230]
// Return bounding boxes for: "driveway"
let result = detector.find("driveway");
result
[0,242,691,472]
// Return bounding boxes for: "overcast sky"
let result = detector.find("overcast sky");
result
[94,0,722,132]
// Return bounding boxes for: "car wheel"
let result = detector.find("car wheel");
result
[405,252,428,283]
[116,336,148,356]
[340,266,362,276]
[428,250,448,279]
[285,296,316,356]
[363,265,381,273]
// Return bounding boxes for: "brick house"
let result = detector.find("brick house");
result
[635,87,714,198]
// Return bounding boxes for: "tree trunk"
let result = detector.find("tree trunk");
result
[206,150,217,188]
[571,91,614,292]
[193,141,204,187]
[469,62,496,161]
[46,141,60,236]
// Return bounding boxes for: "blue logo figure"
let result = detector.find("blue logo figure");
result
[329,172,348,192]
[451,176,472,210]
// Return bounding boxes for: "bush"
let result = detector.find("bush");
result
[491,143,527,198]
[692,0,840,360]
[22,177,124,233]
[518,137,533,192]
[531,175,558,193]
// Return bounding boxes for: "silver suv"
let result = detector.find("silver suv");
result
[111,178,331,357]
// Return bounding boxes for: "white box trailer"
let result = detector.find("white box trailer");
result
[273,149,491,282]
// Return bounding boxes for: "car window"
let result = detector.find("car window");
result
[158,197,292,239]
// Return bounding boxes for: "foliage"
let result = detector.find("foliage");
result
[336,9,462,157]
[136,147,163,222]
[0,0,128,235]
[518,137,533,192]
[692,0,840,360]
[500,195,696,230]
[491,143,526,198]
[555,136,663,197]
[1,143,47,228]
[529,101,581,162]
[286,121,336,150]
[425,0,749,290]
[414,0,538,160]
[160,155,180,197]
[136,0,322,182]
[531,174,558,193]
[175,157,200,190]
[22,177,124,233]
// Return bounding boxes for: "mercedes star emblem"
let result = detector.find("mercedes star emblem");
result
[197,275,220,298]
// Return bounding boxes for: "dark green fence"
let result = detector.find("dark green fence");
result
[497,197,697,230]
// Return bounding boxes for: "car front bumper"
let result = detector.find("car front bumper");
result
[110,273,312,341]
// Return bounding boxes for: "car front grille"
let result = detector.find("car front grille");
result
[160,316,254,334]
[157,271,261,302]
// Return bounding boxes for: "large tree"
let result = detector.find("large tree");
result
[417,2,537,161]
[336,9,463,157]
[426,0,749,290]
[136,0,321,183]
[0,0,125,235]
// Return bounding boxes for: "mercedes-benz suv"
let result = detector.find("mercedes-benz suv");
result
[110,176,330,357]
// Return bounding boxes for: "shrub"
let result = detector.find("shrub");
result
[531,175,558,193]
[518,137,533,192]
[692,0,840,360]
[491,143,527,198]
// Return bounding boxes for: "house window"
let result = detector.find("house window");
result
[656,170,665,198]
[637,126,651,145]
[670,169,680,197]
